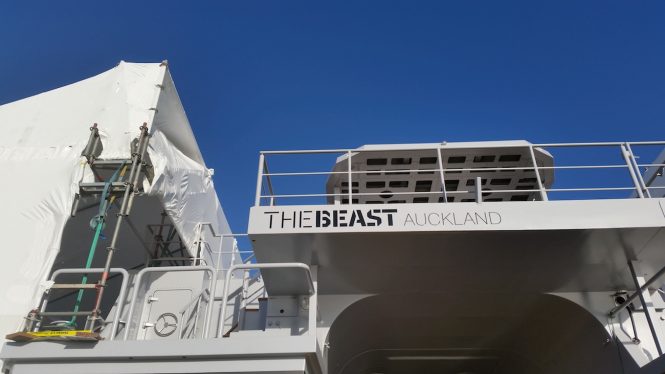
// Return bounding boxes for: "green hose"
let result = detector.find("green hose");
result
[68,220,104,326]
[68,162,126,328]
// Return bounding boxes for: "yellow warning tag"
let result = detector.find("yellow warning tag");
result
[29,330,91,337]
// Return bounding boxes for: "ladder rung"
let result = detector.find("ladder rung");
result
[79,182,127,195]
[80,182,126,189]
[50,283,98,290]
[90,159,133,168]
[39,311,95,317]
[89,159,151,172]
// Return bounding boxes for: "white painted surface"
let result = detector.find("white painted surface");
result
[0,62,233,339]
[249,198,665,234]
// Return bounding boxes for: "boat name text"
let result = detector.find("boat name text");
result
[264,209,397,229]
[262,209,502,229]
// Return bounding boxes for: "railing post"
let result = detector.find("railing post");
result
[475,176,483,203]
[625,143,651,198]
[436,146,448,203]
[528,145,548,201]
[628,261,663,356]
[45,268,129,340]
[194,223,203,266]
[347,150,353,205]
[262,159,277,206]
[202,270,217,339]
[230,240,236,270]
[254,153,265,206]
[610,259,665,318]
[216,234,224,274]
[621,144,645,198]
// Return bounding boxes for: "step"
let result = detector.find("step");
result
[89,159,133,170]
[89,159,152,175]
[79,182,127,195]
[38,311,95,317]
[49,283,98,290]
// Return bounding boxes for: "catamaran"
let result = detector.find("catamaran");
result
[1,62,665,374]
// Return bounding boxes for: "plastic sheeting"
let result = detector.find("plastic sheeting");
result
[0,61,233,337]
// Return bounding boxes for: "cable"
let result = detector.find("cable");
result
[67,162,127,327]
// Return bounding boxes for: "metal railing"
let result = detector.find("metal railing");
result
[178,288,210,340]
[118,225,260,341]
[253,141,665,206]
[609,261,664,356]
[194,224,256,276]
[217,262,315,338]
[123,265,217,340]
[35,224,259,342]
[194,225,274,339]
[36,268,129,340]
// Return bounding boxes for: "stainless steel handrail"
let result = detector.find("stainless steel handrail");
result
[123,266,216,340]
[256,141,665,154]
[262,157,276,206]
[609,261,665,356]
[198,232,253,275]
[178,289,208,340]
[42,268,129,340]
[253,141,665,206]
[258,186,640,200]
[195,224,252,272]
[262,164,629,176]
[218,262,315,338]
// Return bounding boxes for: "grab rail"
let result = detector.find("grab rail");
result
[123,266,216,340]
[254,141,665,206]
[40,268,129,340]
[218,262,315,338]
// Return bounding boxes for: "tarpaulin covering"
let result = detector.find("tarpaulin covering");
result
[0,61,233,337]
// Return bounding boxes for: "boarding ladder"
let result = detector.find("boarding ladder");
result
[19,123,151,338]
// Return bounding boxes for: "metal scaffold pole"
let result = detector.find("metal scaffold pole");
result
[88,123,150,330]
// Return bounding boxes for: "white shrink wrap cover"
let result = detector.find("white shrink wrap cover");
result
[0,62,233,337]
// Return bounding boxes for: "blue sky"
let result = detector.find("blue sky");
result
[1,1,664,233]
